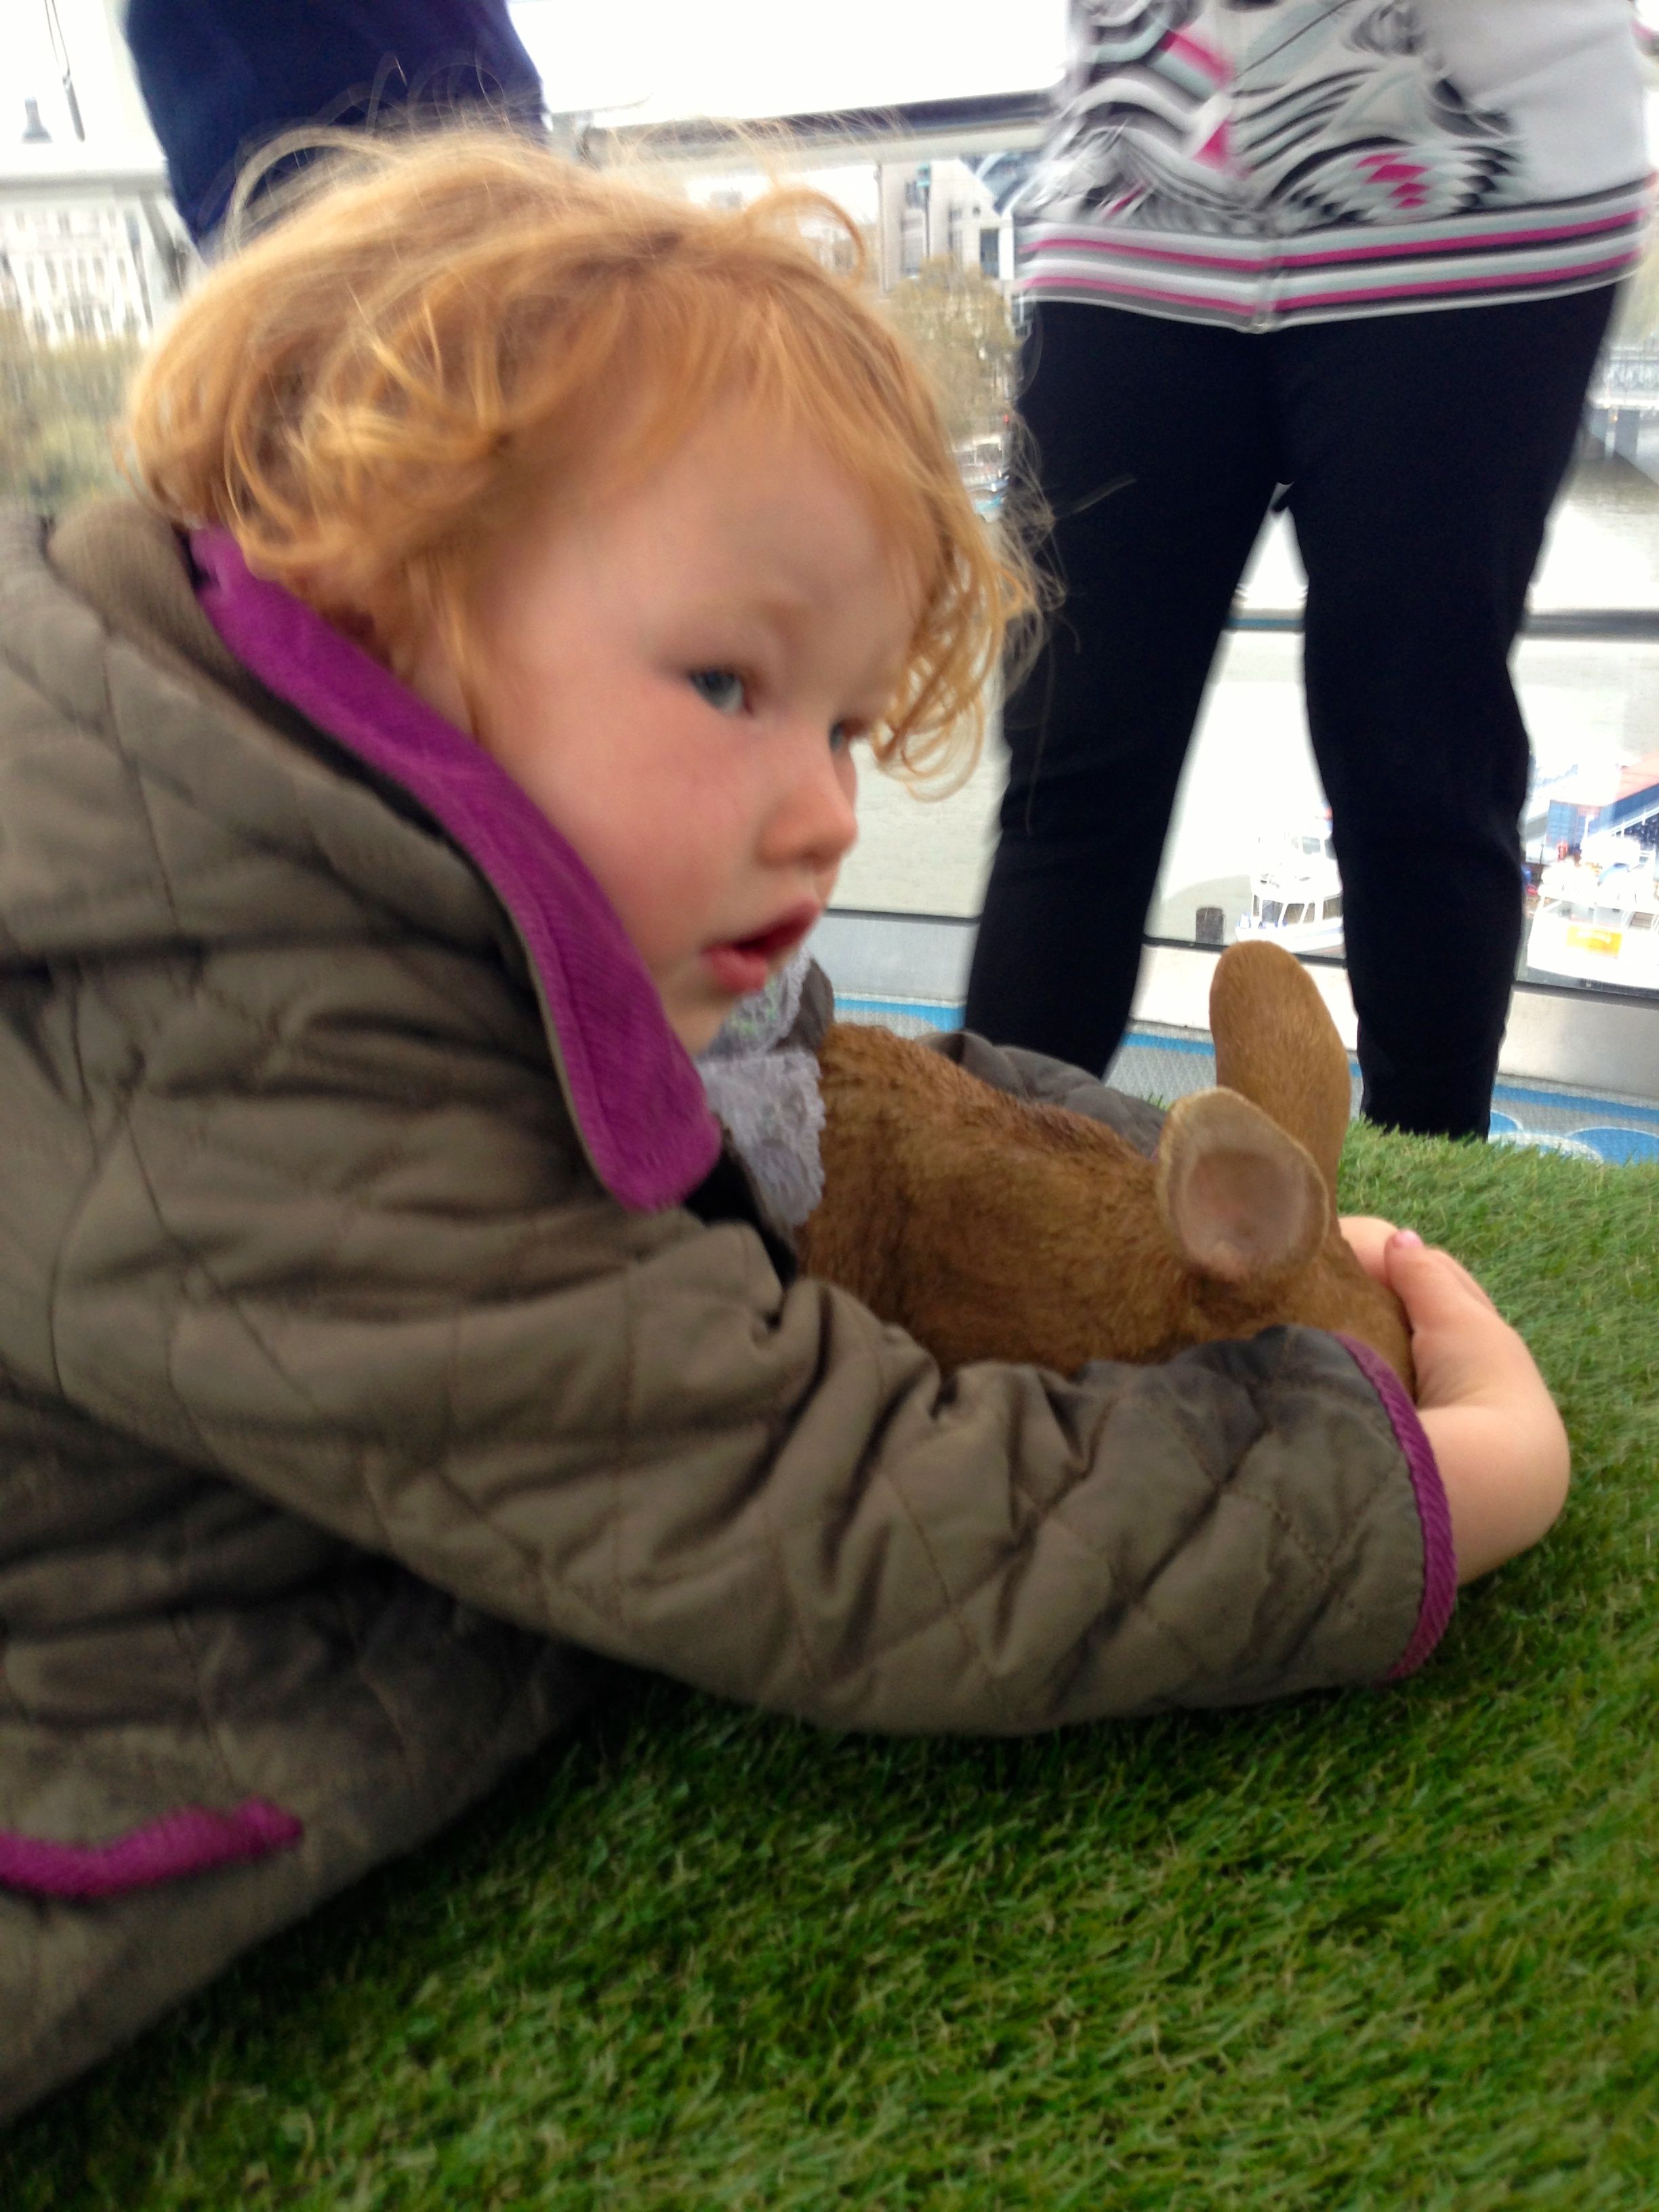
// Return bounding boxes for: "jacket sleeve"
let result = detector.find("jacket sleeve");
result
[48,949,1453,1734]
[920,1023,1167,1157]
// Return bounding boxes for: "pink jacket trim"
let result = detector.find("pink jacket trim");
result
[1024,206,1641,275]
[1336,1335,1457,1679]
[191,529,722,1215]
[1287,251,1637,313]
[0,1799,304,1901]
[1018,256,1637,324]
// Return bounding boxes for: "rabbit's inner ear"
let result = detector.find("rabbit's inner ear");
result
[1156,1090,1328,1286]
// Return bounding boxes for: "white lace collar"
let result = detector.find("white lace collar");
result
[696,945,826,1234]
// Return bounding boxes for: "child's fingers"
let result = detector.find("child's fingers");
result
[1383,1233,1547,1421]
[1337,1214,1399,1283]
[1383,1231,1501,1327]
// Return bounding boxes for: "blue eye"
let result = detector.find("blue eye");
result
[830,721,852,752]
[689,669,746,715]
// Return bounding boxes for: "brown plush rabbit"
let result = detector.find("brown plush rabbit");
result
[798,941,1414,1393]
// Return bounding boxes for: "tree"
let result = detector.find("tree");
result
[881,258,1018,459]
[0,313,140,510]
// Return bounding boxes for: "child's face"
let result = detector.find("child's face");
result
[414,403,919,1054]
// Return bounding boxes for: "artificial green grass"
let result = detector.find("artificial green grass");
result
[6,1132,1658,2209]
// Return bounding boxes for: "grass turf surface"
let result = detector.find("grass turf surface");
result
[5,1131,1657,2209]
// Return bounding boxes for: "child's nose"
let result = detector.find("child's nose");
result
[766,731,859,872]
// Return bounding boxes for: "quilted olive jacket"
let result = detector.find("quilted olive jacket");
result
[0,501,1452,2121]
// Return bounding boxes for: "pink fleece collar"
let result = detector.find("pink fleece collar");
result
[191,530,720,1212]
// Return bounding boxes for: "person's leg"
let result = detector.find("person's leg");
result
[1277,287,1618,1139]
[964,304,1277,1073]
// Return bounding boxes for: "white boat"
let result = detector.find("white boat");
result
[1524,835,1659,991]
[1234,822,1345,955]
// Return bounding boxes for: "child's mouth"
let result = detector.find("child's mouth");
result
[703,905,819,998]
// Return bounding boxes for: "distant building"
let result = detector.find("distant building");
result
[0,179,184,343]
[4,0,188,346]
[877,159,1012,293]
[1,181,167,345]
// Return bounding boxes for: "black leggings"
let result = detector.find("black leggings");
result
[964,289,1618,1139]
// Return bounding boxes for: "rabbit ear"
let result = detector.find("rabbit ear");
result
[1156,1088,1330,1287]
[1209,941,1351,1197]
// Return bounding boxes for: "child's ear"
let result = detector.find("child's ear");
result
[1155,1088,1329,1287]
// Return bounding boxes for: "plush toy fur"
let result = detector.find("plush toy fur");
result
[798,941,1415,1395]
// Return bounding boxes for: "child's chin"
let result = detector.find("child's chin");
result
[669,998,729,1057]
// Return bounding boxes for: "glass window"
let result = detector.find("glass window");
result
[7,1,1654,1039]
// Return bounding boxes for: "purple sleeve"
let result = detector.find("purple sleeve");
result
[1337,1334,1457,1677]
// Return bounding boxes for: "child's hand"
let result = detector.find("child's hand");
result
[1380,1230,1570,1584]
[1338,1213,1400,1281]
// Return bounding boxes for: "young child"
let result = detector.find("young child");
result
[0,132,1568,2121]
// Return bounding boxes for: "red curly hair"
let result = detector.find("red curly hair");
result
[125,129,1035,780]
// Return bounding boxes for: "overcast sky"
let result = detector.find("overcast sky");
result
[508,1,1066,121]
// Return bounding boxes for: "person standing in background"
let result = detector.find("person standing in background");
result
[966,0,1650,1139]
[123,0,544,242]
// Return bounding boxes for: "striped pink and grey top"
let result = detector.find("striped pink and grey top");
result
[1019,1,1652,331]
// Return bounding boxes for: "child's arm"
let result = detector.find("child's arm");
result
[48,979,1460,1735]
